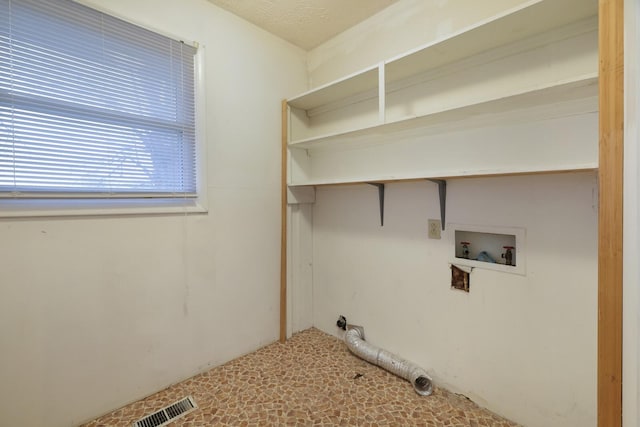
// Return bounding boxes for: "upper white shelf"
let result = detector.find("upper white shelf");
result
[287,65,379,111]
[286,0,597,113]
[384,0,598,84]
[289,74,598,149]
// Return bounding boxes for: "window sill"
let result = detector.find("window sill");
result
[0,197,208,218]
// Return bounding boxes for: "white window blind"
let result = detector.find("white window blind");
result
[0,0,198,199]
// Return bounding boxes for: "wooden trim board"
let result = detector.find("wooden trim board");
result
[598,0,624,425]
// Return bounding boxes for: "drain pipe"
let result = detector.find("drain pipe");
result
[337,316,433,396]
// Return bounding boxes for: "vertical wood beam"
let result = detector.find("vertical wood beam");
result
[280,100,288,343]
[598,0,624,425]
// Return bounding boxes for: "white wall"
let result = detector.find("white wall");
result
[0,1,307,426]
[312,175,597,427]
[305,1,598,426]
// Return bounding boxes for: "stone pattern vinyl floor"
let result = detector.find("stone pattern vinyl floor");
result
[83,328,519,426]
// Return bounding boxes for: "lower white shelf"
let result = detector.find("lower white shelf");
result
[287,164,597,188]
[288,101,597,187]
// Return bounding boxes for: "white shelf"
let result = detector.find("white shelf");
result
[384,0,598,84]
[284,0,599,189]
[287,65,379,111]
[288,164,598,188]
[288,74,597,149]
[292,107,597,186]
[285,0,597,115]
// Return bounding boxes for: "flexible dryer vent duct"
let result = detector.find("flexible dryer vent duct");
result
[337,316,433,396]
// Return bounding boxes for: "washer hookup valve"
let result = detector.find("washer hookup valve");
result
[502,246,515,266]
[460,241,470,259]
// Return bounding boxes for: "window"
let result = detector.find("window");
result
[0,0,203,215]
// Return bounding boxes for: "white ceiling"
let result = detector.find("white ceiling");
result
[207,0,399,50]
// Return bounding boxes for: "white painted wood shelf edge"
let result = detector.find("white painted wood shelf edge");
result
[287,164,599,188]
[287,65,379,111]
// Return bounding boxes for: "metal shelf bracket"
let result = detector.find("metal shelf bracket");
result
[427,179,446,230]
[367,183,385,226]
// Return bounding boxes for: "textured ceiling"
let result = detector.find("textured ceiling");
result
[207,0,399,50]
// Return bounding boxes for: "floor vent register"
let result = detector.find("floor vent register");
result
[133,396,197,427]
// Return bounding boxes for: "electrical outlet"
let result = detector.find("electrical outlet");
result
[428,219,441,239]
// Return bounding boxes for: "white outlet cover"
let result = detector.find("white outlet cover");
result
[428,219,441,239]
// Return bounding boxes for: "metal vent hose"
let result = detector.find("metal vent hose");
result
[338,316,433,396]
